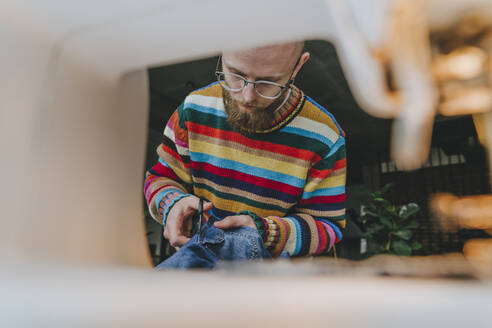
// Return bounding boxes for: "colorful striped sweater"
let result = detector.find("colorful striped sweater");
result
[144,82,346,257]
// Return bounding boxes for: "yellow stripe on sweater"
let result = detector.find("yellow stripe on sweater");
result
[190,139,307,179]
[304,174,346,192]
[194,187,286,218]
[300,208,346,218]
[282,218,298,256]
[299,101,342,136]
[167,163,192,184]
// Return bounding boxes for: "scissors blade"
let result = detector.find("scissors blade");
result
[196,198,203,233]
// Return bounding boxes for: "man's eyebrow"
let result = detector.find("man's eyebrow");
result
[224,63,284,81]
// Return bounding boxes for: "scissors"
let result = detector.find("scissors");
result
[195,197,203,234]
[190,197,203,237]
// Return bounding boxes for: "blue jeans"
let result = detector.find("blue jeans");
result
[155,216,272,270]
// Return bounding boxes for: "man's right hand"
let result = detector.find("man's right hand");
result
[163,195,213,248]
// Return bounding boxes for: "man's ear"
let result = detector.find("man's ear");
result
[291,52,310,80]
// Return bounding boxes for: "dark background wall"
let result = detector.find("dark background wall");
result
[144,40,489,263]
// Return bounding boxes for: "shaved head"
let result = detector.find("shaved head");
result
[222,41,305,78]
[232,41,304,60]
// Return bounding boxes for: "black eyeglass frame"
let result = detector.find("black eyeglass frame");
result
[214,55,300,100]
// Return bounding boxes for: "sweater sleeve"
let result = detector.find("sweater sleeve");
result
[144,104,193,226]
[256,138,346,257]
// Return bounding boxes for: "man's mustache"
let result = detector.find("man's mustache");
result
[236,100,259,108]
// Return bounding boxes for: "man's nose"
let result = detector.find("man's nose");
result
[241,82,258,103]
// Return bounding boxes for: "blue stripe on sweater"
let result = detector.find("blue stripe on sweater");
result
[301,186,345,199]
[280,126,334,148]
[290,217,302,256]
[318,218,343,240]
[185,102,227,118]
[324,137,345,159]
[158,158,171,168]
[190,152,306,188]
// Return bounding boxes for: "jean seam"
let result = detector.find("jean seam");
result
[227,231,259,259]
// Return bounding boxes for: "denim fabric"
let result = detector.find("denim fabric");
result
[155,217,271,270]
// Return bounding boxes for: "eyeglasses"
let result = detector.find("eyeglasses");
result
[215,56,295,100]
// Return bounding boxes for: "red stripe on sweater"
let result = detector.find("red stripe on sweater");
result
[188,123,320,162]
[160,144,190,169]
[298,194,346,205]
[315,220,328,254]
[192,161,302,196]
[310,168,332,179]
[149,185,167,202]
[150,163,179,180]
[310,158,347,179]
[334,158,347,170]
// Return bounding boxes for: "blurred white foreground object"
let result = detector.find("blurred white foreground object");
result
[2,0,492,326]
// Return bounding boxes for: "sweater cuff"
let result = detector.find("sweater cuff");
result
[156,189,191,226]
[237,210,266,240]
[263,217,280,248]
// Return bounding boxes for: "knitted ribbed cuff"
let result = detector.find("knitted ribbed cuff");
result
[237,210,266,240]
[156,190,191,227]
[263,217,280,248]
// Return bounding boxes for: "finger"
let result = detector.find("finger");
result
[203,201,213,211]
[183,218,193,237]
[185,197,213,211]
[166,215,185,242]
[169,195,198,219]
[184,196,201,210]
[170,235,190,248]
[214,216,240,229]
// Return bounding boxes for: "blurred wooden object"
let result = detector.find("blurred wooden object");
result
[431,194,492,231]
[331,0,492,267]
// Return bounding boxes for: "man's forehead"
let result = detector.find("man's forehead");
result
[222,46,298,77]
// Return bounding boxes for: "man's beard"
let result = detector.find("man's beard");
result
[222,88,288,132]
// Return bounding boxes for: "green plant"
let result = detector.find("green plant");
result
[354,184,423,256]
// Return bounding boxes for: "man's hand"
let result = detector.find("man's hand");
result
[213,214,256,230]
[164,196,213,248]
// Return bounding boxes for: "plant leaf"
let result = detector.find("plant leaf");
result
[364,209,380,218]
[392,229,412,240]
[403,221,420,229]
[411,241,423,250]
[392,240,412,256]
[398,203,420,219]
[380,183,393,195]
[365,224,384,235]
[379,216,393,229]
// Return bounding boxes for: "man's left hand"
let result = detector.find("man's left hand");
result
[213,214,256,230]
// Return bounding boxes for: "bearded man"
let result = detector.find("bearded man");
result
[144,41,347,269]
